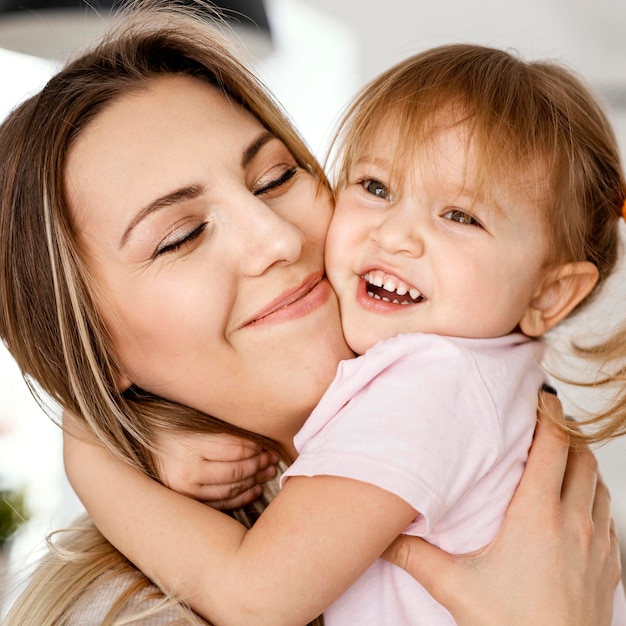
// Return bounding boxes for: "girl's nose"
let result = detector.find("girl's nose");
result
[235,196,306,276]
[369,206,424,257]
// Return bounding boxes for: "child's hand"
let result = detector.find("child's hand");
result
[153,431,279,510]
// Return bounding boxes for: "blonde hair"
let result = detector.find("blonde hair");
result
[0,1,324,623]
[331,44,626,443]
[4,516,208,625]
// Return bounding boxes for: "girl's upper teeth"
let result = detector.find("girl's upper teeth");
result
[363,271,422,301]
[383,278,397,292]
[369,273,383,288]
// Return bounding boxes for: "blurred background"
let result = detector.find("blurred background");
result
[1,0,625,613]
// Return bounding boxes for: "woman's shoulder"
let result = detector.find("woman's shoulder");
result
[4,516,206,626]
[65,569,200,624]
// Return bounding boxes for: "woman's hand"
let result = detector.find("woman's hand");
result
[153,431,279,509]
[383,392,622,626]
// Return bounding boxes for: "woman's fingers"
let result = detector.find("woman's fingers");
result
[522,392,569,502]
[592,475,622,588]
[561,444,598,517]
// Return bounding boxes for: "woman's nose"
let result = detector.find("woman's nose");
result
[235,197,306,276]
[369,206,424,257]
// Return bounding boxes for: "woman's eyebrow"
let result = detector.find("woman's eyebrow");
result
[241,131,274,169]
[120,184,204,249]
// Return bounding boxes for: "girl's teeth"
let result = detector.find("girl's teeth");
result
[364,272,423,303]
[383,279,397,293]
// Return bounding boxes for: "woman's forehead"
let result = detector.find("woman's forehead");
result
[64,75,264,241]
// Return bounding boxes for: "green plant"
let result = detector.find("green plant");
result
[0,488,30,552]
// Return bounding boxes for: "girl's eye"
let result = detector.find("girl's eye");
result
[254,165,298,196]
[441,208,482,228]
[154,222,208,257]
[361,179,393,201]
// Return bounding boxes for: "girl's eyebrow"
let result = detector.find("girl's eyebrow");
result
[120,184,204,249]
[354,155,391,170]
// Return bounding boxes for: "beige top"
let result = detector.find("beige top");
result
[65,573,203,625]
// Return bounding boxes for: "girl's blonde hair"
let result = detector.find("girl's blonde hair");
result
[332,44,626,443]
[1,1,324,623]
[334,44,624,300]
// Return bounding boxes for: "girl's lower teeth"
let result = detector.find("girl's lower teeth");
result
[367,291,412,305]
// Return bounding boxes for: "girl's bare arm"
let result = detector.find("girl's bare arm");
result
[64,423,414,625]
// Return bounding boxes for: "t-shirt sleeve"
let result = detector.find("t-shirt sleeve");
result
[282,335,508,534]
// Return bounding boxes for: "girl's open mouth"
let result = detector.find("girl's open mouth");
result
[362,271,424,305]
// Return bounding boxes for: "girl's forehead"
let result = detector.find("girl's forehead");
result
[355,119,475,178]
[358,112,548,188]
[352,117,551,221]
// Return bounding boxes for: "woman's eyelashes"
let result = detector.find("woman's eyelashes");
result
[153,221,208,257]
[253,165,298,196]
[151,163,298,259]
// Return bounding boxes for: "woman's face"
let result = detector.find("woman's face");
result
[65,75,352,451]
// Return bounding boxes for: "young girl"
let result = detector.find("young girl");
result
[278,44,626,623]
[63,43,626,625]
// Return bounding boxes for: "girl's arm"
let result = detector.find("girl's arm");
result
[64,423,415,625]
[384,394,622,626]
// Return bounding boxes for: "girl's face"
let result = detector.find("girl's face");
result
[65,75,352,452]
[326,121,553,355]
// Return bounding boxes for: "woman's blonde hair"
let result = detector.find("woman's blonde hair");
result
[4,516,208,625]
[331,44,626,442]
[1,1,324,623]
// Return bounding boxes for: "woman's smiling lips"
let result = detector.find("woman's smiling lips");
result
[241,273,331,327]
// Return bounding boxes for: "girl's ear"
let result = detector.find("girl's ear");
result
[519,262,599,337]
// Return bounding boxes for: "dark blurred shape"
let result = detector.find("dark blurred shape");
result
[0,0,270,34]
[0,0,271,60]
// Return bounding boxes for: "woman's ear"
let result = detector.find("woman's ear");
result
[519,261,599,337]
[116,371,133,392]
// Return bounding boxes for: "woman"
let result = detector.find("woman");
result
[1,1,621,624]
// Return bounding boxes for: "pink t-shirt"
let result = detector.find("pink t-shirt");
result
[282,333,626,624]
[282,333,520,626]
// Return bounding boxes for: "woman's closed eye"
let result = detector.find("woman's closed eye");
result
[441,208,483,228]
[154,221,208,257]
[253,165,298,197]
